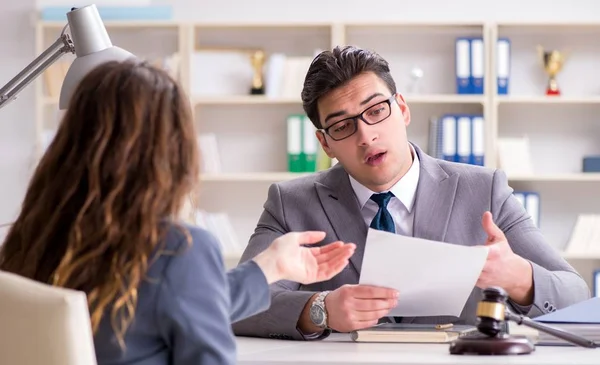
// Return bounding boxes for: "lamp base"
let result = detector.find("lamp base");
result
[449,333,535,355]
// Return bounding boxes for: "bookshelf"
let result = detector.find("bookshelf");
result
[489,22,600,290]
[189,22,338,263]
[34,19,189,160]
[33,19,600,280]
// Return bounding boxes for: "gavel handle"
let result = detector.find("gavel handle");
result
[506,311,597,349]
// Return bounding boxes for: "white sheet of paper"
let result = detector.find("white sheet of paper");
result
[358,228,489,317]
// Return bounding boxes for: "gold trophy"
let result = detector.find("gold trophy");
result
[250,49,266,95]
[537,45,566,96]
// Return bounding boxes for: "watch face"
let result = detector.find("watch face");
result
[310,305,325,326]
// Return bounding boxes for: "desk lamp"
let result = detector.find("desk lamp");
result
[0,4,134,111]
[449,287,598,355]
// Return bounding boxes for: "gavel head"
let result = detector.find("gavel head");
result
[475,287,509,337]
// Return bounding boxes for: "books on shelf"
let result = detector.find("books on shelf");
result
[513,191,540,227]
[286,114,331,173]
[268,55,313,99]
[190,50,312,99]
[497,136,533,176]
[564,214,600,256]
[496,38,511,95]
[197,133,222,174]
[455,36,511,95]
[194,210,244,257]
[455,37,484,95]
[428,114,484,166]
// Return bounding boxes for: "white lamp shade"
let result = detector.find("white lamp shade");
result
[58,5,135,110]
[59,46,134,109]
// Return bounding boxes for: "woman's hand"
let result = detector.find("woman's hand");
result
[252,231,355,285]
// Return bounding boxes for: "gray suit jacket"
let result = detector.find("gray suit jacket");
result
[232,143,590,340]
[94,222,270,365]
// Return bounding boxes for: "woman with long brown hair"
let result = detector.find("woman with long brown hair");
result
[0,60,355,364]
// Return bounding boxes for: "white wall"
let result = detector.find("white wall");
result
[0,0,36,239]
[2,0,600,237]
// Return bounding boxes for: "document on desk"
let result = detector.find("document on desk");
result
[359,228,489,317]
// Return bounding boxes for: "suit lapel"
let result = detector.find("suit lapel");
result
[313,145,459,276]
[315,164,367,274]
[411,145,459,242]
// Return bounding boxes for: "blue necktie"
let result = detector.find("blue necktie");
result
[370,192,402,324]
[369,192,395,233]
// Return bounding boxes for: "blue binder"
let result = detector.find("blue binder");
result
[441,114,457,162]
[456,115,471,164]
[513,191,540,227]
[470,115,485,166]
[470,37,484,94]
[455,38,471,94]
[496,38,511,95]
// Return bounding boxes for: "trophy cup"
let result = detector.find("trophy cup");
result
[250,49,266,95]
[537,45,566,96]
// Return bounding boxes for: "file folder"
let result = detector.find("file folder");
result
[286,114,303,172]
[457,115,471,164]
[497,38,511,95]
[302,115,318,172]
[455,38,471,94]
[471,115,485,166]
[441,115,457,162]
[514,191,540,227]
[470,38,484,94]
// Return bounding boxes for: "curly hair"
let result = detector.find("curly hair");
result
[0,59,199,348]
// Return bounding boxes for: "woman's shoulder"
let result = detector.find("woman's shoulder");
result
[161,221,220,252]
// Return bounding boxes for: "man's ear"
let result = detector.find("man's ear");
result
[395,93,411,127]
[316,130,335,159]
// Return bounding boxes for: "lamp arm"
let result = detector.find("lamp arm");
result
[505,311,597,348]
[0,33,75,110]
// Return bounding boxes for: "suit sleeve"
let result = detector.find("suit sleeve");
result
[228,260,270,323]
[157,228,236,365]
[491,169,590,317]
[231,183,321,340]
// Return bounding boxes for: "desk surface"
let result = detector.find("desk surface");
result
[236,333,598,365]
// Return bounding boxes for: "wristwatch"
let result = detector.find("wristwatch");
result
[309,291,330,329]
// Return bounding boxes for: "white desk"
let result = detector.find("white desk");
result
[236,333,598,365]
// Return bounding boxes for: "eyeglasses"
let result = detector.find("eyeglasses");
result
[320,95,397,141]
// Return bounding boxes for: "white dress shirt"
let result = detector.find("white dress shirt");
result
[349,144,420,236]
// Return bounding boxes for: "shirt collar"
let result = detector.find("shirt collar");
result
[349,144,420,213]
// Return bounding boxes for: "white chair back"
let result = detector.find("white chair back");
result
[0,270,97,365]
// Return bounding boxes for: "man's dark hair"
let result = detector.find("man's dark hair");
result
[301,45,397,129]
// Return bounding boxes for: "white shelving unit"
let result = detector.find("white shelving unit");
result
[33,19,600,280]
[490,22,600,290]
[33,19,189,160]
[188,22,338,265]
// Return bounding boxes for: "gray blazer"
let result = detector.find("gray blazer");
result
[94,222,270,365]
[232,143,590,340]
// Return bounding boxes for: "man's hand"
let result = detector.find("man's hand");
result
[253,231,356,285]
[476,211,534,305]
[325,284,399,332]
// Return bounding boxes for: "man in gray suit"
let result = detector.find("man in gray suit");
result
[232,45,590,340]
